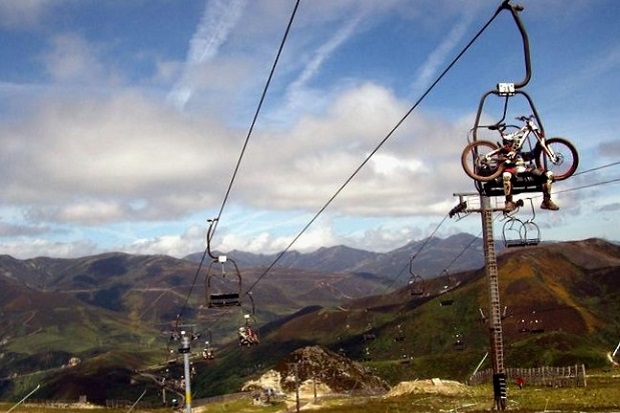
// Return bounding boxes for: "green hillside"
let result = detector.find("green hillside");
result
[0,238,618,404]
[189,238,620,397]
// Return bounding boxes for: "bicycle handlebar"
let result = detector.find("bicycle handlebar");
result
[515,115,533,122]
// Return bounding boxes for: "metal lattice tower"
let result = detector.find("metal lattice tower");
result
[451,193,506,410]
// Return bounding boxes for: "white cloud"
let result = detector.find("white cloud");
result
[168,0,248,110]
[0,0,61,29]
[1,238,98,259]
[128,235,198,258]
[1,0,616,259]
[41,33,121,85]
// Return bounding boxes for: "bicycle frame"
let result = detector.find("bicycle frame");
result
[488,116,557,167]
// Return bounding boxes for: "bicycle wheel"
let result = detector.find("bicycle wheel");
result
[535,137,579,181]
[461,140,504,182]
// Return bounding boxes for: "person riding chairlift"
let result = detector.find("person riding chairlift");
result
[502,145,559,212]
[238,325,259,346]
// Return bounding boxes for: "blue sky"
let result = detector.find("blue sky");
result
[0,0,618,259]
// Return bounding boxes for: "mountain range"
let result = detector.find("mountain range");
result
[0,234,618,403]
[185,232,490,277]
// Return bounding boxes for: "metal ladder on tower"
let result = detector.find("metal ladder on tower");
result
[485,217,505,373]
[480,196,507,410]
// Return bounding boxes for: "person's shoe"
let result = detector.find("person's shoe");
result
[505,201,517,212]
[540,199,559,211]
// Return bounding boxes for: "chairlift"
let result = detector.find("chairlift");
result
[407,256,425,296]
[529,311,545,333]
[521,198,541,246]
[238,293,260,346]
[478,171,547,198]
[202,330,215,360]
[204,219,242,308]
[239,314,260,347]
[518,311,545,333]
[361,309,376,341]
[202,342,215,360]
[453,331,464,351]
[205,255,243,308]
[363,323,376,342]
[468,2,547,198]
[436,270,456,305]
[502,199,540,248]
[394,324,406,342]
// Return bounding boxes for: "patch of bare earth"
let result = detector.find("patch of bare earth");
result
[383,378,469,398]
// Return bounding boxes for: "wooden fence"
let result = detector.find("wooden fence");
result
[469,364,587,388]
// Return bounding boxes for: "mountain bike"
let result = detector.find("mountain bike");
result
[461,115,579,182]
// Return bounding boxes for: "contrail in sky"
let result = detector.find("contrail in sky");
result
[285,8,366,110]
[411,9,476,95]
[168,0,248,110]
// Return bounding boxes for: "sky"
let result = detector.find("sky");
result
[0,0,619,260]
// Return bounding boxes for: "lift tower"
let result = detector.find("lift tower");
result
[451,194,506,410]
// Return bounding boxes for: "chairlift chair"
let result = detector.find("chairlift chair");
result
[238,293,260,346]
[205,255,242,308]
[204,219,243,308]
[529,317,545,333]
[362,347,372,361]
[407,256,425,296]
[502,216,526,248]
[521,198,541,246]
[394,324,406,342]
[521,220,540,246]
[239,313,260,346]
[202,342,215,360]
[363,323,376,342]
[202,330,215,360]
[478,173,547,198]
[453,332,464,351]
[502,198,540,248]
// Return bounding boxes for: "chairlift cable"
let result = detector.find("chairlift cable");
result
[379,170,619,297]
[209,0,301,241]
[380,213,450,294]
[170,1,300,334]
[553,177,620,195]
[441,174,620,276]
[173,246,210,332]
[243,3,505,296]
[571,160,620,177]
[519,176,620,200]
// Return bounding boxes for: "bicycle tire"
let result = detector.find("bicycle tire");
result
[535,137,579,181]
[461,140,504,182]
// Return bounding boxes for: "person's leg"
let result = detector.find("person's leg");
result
[540,171,559,210]
[503,171,516,211]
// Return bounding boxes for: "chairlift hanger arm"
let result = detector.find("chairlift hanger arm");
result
[498,1,531,89]
[472,91,544,142]
[206,218,219,260]
[408,255,416,276]
[471,1,541,142]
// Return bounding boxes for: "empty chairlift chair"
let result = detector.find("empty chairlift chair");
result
[205,255,242,308]
[408,256,425,297]
[502,198,540,248]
